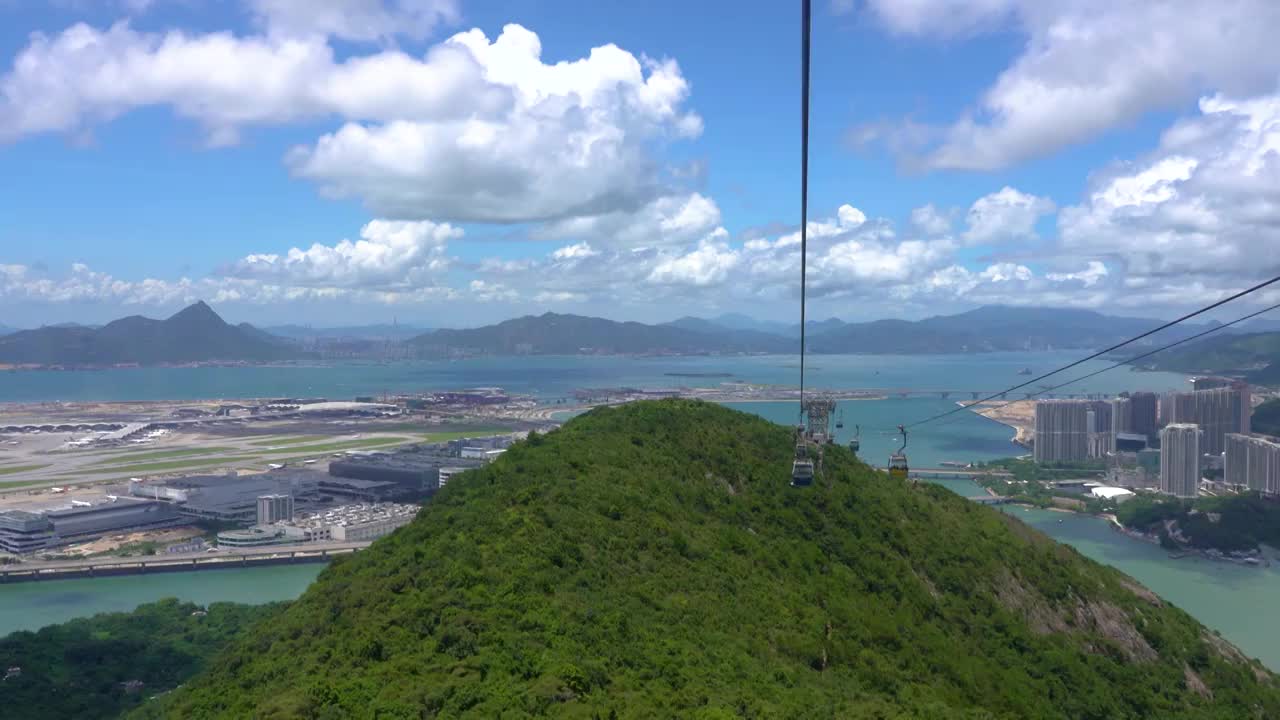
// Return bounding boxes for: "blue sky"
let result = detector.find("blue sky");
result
[1,0,1279,327]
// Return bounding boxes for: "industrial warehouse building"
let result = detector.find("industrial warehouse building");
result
[0,497,184,555]
[328,448,484,498]
[130,471,324,524]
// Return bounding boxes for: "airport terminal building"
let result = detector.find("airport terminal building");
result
[0,496,184,555]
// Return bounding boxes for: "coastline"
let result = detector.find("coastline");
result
[1000,501,1272,567]
[960,399,1034,447]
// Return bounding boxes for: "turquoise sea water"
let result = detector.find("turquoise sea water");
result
[725,398,1021,472]
[0,351,1192,403]
[0,564,323,637]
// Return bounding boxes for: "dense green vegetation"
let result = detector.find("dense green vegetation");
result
[133,401,1277,719]
[1142,330,1280,378]
[1117,494,1280,553]
[1252,398,1280,436]
[980,457,1106,483]
[0,599,276,720]
[971,458,1111,511]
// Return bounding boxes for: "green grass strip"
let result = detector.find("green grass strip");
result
[81,457,238,475]
[256,437,413,455]
[421,429,505,442]
[248,435,329,447]
[90,447,235,466]
[0,464,49,476]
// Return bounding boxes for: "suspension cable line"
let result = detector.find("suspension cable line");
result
[901,273,1280,430]
[923,300,1280,430]
[798,0,811,414]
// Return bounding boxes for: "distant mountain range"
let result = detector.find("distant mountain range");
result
[8,302,1273,370]
[413,313,792,355]
[408,306,1230,357]
[0,302,304,366]
[1140,330,1280,383]
[264,323,433,341]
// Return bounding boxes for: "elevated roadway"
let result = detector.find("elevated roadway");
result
[0,540,372,583]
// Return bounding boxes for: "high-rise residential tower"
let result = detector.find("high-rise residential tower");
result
[1034,400,1090,463]
[1160,424,1202,498]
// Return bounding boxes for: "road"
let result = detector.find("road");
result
[0,540,372,582]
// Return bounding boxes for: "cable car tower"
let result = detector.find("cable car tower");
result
[792,395,835,486]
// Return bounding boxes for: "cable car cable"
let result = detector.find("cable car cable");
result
[923,299,1280,429]
[790,0,815,487]
[798,0,811,412]
[901,273,1280,430]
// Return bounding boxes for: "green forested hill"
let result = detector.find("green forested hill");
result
[1140,330,1280,378]
[0,599,279,720]
[1252,398,1280,435]
[137,401,1278,719]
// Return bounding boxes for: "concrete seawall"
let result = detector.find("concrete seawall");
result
[0,542,368,584]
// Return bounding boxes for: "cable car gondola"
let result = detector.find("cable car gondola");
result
[792,425,815,486]
[835,408,844,429]
[888,425,908,480]
[849,424,860,453]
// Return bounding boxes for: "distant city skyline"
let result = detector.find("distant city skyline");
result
[5,1,1280,326]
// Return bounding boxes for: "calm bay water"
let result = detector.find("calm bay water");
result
[0,351,1191,403]
[726,398,1021,472]
[0,564,322,637]
[4,354,1275,669]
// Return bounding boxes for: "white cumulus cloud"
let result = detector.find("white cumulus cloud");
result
[0,22,700,224]
[962,186,1055,245]
[226,219,460,289]
[1057,91,1280,278]
[861,0,1280,170]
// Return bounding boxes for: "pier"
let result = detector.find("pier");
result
[0,541,371,583]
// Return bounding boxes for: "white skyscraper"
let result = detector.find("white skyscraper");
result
[1225,433,1280,495]
[1160,424,1201,498]
[1167,383,1250,455]
[256,494,294,525]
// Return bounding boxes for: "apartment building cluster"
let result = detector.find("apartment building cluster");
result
[1033,379,1256,499]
